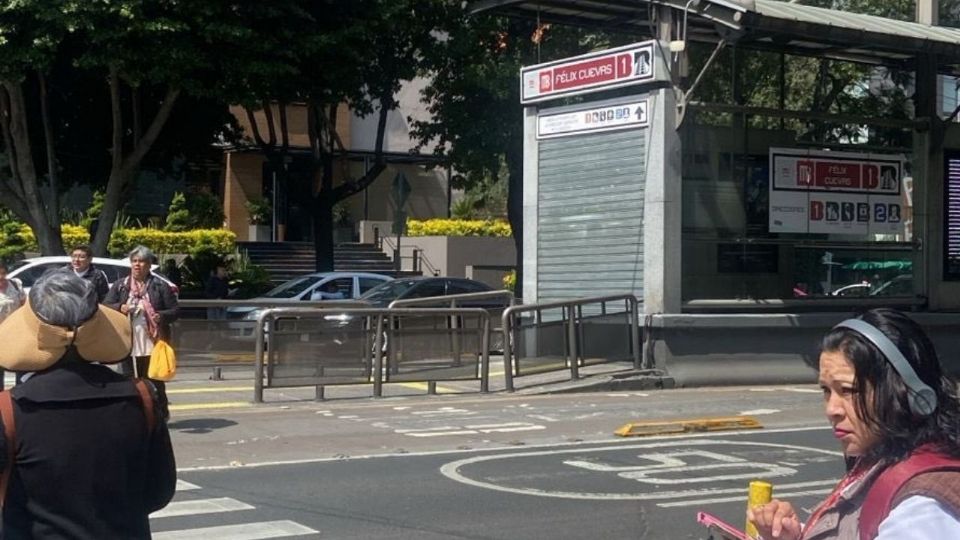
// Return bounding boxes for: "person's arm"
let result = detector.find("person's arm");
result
[876,496,960,539]
[143,421,177,513]
[154,278,179,322]
[103,280,125,311]
[95,270,109,303]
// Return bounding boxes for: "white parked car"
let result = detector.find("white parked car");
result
[227,271,394,320]
[7,256,177,294]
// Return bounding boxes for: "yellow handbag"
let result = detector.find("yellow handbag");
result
[148,339,177,381]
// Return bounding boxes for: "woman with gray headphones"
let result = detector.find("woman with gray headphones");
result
[749,308,960,539]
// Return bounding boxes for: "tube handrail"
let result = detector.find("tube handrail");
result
[500,294,642,392]
[388,290,516,309]
[254,306,491,402]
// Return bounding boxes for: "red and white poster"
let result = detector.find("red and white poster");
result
[769,148,906,235]
[520,41,659,104]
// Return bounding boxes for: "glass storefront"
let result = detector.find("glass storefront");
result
[681,117,919,301]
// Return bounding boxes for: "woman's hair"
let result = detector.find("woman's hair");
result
[821,308,960,464]
[29,270,98,328]
[128,245,156,264]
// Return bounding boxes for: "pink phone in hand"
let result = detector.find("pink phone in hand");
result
[697,512,752,540]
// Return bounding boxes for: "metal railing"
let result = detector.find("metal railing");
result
[388,290,516,309]
[501,294,642,392]
[253,307,491,402]
[376,229,443,276]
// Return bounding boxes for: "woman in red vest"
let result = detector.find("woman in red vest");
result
[749,308,960,540]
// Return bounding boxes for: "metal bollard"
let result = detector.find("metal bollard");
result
[427,381,437,395]
[211,367,222,381]
[745,480,773,538]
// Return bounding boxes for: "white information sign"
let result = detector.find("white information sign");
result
[769,148,906,236]
[521,41,659,104]
[537,100,648,140]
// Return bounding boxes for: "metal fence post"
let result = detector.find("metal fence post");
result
[630,297,642,369]
[502,309,515,392]
[480,313,491,393]
[373,314,385,397]
[253,312,269,403]
[568,306,580,380]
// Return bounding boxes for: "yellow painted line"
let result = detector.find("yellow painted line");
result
[394,382,459,394]
[167,386,252,395]
[214,354,255,363]
[615,416,763,437]
[169,402,252,412]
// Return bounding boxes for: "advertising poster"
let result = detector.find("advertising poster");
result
[769,148,906,236]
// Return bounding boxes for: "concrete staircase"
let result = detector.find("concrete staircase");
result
[239,242,399,283]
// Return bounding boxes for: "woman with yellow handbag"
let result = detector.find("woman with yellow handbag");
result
[105,245,179,421]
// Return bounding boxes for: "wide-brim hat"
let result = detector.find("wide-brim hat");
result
[0,299,132,371]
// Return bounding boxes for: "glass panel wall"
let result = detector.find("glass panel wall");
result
[680,47,918,302]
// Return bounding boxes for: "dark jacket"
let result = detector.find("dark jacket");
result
[61,265,109,303]
[104,274,179,342]
[204,275,230,300]
[1,357,176,539]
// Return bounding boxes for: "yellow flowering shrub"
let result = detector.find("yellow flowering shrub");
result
[406,219,512,237]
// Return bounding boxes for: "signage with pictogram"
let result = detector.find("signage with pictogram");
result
[521,41,659,104]
[537,100,649,139]
[769,148,906,235]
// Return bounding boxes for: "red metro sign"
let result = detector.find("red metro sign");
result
[521,41,658,104]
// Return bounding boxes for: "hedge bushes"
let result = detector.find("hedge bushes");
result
[406,219,511,237]
[12,226,236,257]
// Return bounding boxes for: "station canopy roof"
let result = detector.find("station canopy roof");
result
[469,0,960,75]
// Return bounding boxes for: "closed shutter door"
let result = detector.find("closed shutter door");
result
[538,128,646,303]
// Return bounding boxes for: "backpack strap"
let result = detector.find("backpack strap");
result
[0,391,15,509]
[134,379,157,434]
[860,449,960,540]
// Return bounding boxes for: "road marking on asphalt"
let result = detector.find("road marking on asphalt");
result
[564,449,797,484]
[411,407,475,416]
[657,487,834,508]
[169,402,252,412]
[750,387,820,394]
[440,439,842,501]
[175,480,200,491]
[527,414,560,422]
[153,521,318,540]
[395,422,546,437]
[177,425,831,472]
[738,409,781,416]
[151,497,254,518]
[395,382,458,393]
[167,386,252,394]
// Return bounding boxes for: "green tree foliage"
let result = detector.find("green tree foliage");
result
[230,0,446,272]
[0,1,295,255]
[164,191,225,232]
[412,4,617,294]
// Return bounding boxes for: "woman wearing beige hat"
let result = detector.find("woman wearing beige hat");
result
[0,271,175,539]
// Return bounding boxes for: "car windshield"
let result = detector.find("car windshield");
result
[6,260,31,272]
[359,279,421,303]
[263,276,322,299]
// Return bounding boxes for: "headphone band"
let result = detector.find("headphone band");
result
[833,319,937,416]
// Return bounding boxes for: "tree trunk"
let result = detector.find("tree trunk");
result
[91,73,180,255]
[0,80,64,255]
[313,191,336,272]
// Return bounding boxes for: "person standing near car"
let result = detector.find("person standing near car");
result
[105,245,178,420]
[204,264,230,320]
[63,244,109,302]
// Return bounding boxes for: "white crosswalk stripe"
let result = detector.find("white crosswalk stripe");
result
[151,481,318,539]
[153,520,319,540]
[151,497,254,519]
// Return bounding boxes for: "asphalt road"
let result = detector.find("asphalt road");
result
[153,385,844,539]
[158,427,841,539]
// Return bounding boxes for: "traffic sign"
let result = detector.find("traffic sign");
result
[393,172,411,208]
